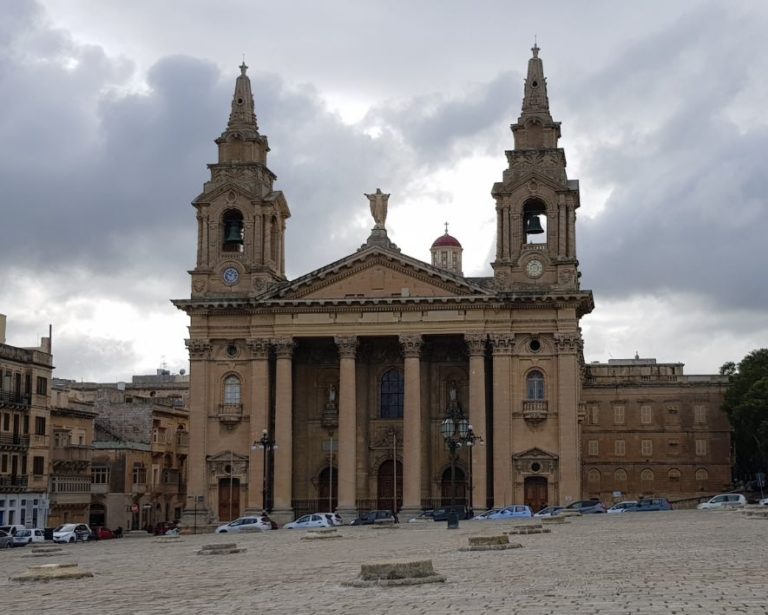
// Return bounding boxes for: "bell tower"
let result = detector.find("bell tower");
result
[189,63,290,298]
[491,45,581,291]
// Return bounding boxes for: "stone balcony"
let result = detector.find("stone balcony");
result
[52,445,92,465]
[217,403,243,427]
[522,400,548,424]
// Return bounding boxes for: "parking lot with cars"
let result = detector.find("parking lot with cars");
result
[2,509,766,614]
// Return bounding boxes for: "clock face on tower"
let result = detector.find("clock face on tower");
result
[222,267,240,286]
[526,258,544,278]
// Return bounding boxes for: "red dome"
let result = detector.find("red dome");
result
[431,233,462,249]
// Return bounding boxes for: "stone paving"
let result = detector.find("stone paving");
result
[1,510,766,614]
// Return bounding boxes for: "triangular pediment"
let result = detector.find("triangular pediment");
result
[512,447,558,460]
[207,451,249,463]
[493,169,568,196]
[266,247,491,302]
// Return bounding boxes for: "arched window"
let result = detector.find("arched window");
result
[526,370,545,400]
[270,215,279,263]
[668,468,681,483]
[640,469,654,484]
[223,375,241,405]
[380,369,404,419]
[587,468,601,483]
[222,209,244,253]
[523,199,547,245]
[614,468,627,483]
[695,468,708,490]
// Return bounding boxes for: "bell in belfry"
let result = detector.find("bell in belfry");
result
[525,214,544,235]
[224,219,244,245]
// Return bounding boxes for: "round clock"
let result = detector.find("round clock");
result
[526,259,544,278]
[222,267,240,285]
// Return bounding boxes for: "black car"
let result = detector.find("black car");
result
[350,510,398,525]
[431,505,471,521]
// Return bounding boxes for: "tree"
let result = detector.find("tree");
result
[722,349,768,481]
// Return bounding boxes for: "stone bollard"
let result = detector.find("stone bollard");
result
[24,546,64,558]
[371,519,398,529]
[155,535,183,544]
[10,562,93,582]
[124,530,152,538]
[302,528,343,541]
[460,535,523,552]
[197,542,246,555]
[343,559,445,587]
[506,524,551,535]
[741,508,768,519]
[557,510,582,518]
[542,516,568,525]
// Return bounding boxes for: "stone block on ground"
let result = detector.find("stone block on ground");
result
[301,529,342,541]
[343,559,445,587]
[10,563,93,582]
[24,546,64,557]
[460,535,523,551]
[197,542,246,555]
[542,516,568,524]
[125,530,151,538]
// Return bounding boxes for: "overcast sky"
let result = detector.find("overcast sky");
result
[2,0,767,381]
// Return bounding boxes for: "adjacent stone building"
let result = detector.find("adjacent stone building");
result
[0,314,52,528]
[173,48,730,527]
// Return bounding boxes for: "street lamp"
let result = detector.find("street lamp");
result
[464,424,480,516]
[440,404,470,530]
[252,430,276,512]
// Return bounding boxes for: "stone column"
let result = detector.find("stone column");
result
[335,335,358,519]
[399,334,423,517]
[465,333,488,513]
[245,338,270,514]
[490,333,515,508]
[271,337,295,524]
[180,338,212,531]
[555,332,582,505]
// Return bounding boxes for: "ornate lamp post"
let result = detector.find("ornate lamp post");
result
[440,385,470,529]
[253,429,276,512]
[464,424,480,516]
[321,384,339,512]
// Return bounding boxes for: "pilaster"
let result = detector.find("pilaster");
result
[335,335,358,519]
[399,334,423,517]
[245,338,270,514]
[465,332,488,513]
[490,333,515,508]
[272,337,295,524]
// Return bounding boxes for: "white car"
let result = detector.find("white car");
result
[53,523,92,543]
[760,497,768,506]
[607,501,638,514]
[283,513,334,529]
[11,528,46,546]
[215,516,272,533]
[697,494,747,510]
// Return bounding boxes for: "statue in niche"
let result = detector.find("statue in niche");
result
[328,384,337,404]
[365,188,390,229]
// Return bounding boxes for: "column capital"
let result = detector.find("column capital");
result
[399,334,423,358]
[246,337,271,359]
[185,338,212,360]
[554,332,582,353]
[272,337,295,359]
[464,332,488,356]
[334,335,358,359]
[489,333,515,355]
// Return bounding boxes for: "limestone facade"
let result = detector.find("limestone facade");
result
[173,49,730,527]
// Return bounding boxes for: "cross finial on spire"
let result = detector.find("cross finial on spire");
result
[444,221,449,235]
[532,37,540,58]
[239,59,248,76]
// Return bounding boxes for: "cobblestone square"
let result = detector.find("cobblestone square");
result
[2,510,766,614]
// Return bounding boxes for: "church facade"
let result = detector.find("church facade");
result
[173,48,729,526]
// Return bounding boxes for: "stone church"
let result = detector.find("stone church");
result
[173,48,730,526]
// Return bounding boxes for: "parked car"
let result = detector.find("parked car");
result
[0,524,26,536]
[760,497,768,506]
[153,521,177,536]
[215,516,273,533]
[350,510,398,526]
[11,528,46,547]
[563,499,606,514]
[0,529,13,549]
[630,498,672,512]
[534,506,563,518]
[91,527,115,540]
[284,513,335,529]
[480,505,532,520]
[473,509,501,520]
[53,523,92,543]
[607,501,638,514]
[432,505,470,522]
[697,494,747,510]
[408,510,435,523]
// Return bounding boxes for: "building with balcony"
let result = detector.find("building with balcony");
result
[0,314,52,528]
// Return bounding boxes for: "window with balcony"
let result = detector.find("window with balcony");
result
[91,466,110,484]
[223,376,242,405]
[526,370,545,400]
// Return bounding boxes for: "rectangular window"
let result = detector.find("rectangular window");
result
[641,440,653,456]
[91,466,110,484]
[36,377,47,396]
[1,454,7,472]
[588,440,599,456]
[133,465,146,484]
[613,405,625,425]
[589,406,599,425]
[34,416,46,436]
[694,405,706,424]
[2,413,8,431]
[695,439,707,456]
[24,374,31,395]
[32,456,45,475]
[640,405,652,425]
[614,440,626,456]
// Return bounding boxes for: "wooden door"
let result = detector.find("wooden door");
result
[218,477,240,521]
[377,460,403,512]
[440,467,467,506]
[317,467,337,512]
[524,476,548,512]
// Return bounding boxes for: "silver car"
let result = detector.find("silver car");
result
[0,529,12,549]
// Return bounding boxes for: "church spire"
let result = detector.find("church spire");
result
[225,61,259,136]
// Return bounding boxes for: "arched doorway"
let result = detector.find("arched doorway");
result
[524,476,548,512]
[377,460,403,512]
[218,477,240,521]
[317,467,337,512]
[440,467,467,506]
